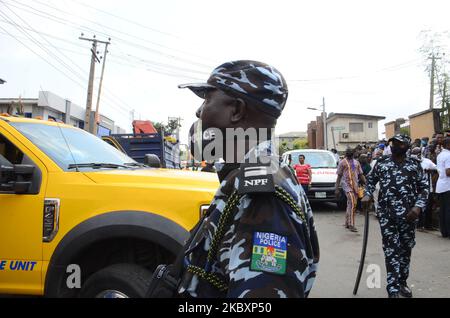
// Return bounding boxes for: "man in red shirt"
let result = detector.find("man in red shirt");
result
[293,154,312,195]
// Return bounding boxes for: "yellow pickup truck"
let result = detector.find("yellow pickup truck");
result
[0,115,218,298]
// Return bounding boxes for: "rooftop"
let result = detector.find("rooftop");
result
[327,112,386,122]
[278,131,307,138]
[409,108,442,119]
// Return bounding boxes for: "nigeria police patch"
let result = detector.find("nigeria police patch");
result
[251,232,287,275]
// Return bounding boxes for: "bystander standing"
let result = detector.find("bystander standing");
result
[436,137,450,239]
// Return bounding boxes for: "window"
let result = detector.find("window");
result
[349,123,364,132]
[0,133,24,164]
[368,122,373,129]
[284,151,336,169]
[11,122,135,170]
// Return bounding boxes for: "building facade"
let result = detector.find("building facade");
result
[307,114,325,150]
[408,109,442,141]
[307,112,385,152]
[326,113,385,151]
[0,91,125,135]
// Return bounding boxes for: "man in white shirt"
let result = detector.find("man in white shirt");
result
[436,137,450,238]
[411,147,437,231]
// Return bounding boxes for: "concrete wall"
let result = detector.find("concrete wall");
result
[385,122,395,140]
[409,110,442,141]
[316,115,325,149]
[70,103,85,121]
[38,91,66,113]
[410,112,434,141]
[307,121,317,149]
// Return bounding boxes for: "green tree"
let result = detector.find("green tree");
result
[292,138,308,150]
[419,30,450,130]
[400,127,410,136]
[279,141,289,155]
[152,119,181,135]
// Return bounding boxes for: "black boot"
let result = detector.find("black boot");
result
[388,293,399,298]
[399,284,413,298]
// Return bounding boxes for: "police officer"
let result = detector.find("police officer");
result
[362,134,429,298]
[177,60,319,298]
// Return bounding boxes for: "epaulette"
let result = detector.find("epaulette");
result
[238,162,275,195]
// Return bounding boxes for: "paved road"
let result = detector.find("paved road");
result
[308,202,450,298]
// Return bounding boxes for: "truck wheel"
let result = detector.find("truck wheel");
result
[79,263,152,298]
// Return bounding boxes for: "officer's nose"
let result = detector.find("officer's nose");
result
[196,104,204,119]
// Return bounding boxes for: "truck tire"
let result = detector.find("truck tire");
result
[79,263,152,298]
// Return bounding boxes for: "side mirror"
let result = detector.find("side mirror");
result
[0,154,14,184]
[144,154,161,168]
[0,154,34,194]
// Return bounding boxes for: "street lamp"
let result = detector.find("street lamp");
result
[307,97,327,150]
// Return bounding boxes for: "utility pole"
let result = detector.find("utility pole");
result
[428,54,442,110]
[443,75,449,130]
[79,34,110,134]
[93,39,111,135]
[322,97,327,150]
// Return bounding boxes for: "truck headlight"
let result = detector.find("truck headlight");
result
[200,205,210,218]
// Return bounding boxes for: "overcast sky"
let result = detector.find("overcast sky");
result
[1,0,449,144]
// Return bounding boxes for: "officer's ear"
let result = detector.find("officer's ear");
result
[230,98,247,124]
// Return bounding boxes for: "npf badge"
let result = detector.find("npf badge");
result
[251,232,287,275]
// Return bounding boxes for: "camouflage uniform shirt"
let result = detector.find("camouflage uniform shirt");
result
[178,142,320,298]
[365,155,429,216]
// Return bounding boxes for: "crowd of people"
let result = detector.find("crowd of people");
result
[333,130,450,237]
[287,132,449,297]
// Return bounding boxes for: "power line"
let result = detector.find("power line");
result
[0,28,89,56]
[68,0,182,39]
[0,17,133,117]
[111,52,210,76]
[0,27,203,97]
[0,23,87,89]
[1,3,87,78]
[288,59,422,84]
[67,0,219,64]
[3,0,215,70]
[0,18,84,48]
[0,19,209,79]
[0,10,88,85]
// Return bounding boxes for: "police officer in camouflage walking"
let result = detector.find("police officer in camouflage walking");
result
[362,134,429,298]
[177,60,320,298]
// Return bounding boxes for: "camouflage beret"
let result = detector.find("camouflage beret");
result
[388,134,411,145]
[179,60,288,118]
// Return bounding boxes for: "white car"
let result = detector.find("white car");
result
[282,149,346,209]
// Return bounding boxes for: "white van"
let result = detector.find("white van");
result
[282,149,346,209]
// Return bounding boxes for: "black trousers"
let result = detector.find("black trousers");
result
[418,193,434,229]
[439,191,450,237]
